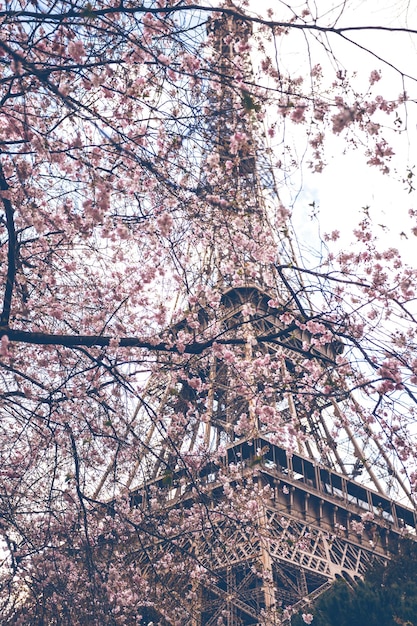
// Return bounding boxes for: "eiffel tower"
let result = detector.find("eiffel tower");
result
[119,5,417,624]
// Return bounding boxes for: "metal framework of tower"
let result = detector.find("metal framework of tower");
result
[121,6,417,625]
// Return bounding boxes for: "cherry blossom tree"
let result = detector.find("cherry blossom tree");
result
[0,0,417,624]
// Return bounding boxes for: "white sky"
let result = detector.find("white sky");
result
[249,0,417,263]
[305,0,417,255]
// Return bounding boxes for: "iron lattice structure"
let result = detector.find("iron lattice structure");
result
[120,6,417,625]
[129,286,416,624]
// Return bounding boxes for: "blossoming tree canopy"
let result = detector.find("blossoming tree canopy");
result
[0,0,417,623]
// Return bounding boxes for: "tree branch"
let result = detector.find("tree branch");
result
[2,325,340,364]
[2,4,417,39]
[0,164,16,327]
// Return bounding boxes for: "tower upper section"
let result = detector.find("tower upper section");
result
[205,5,260,210]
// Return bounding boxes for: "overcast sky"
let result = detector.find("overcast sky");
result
[247,0,417,264]
[305,0,417,254]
